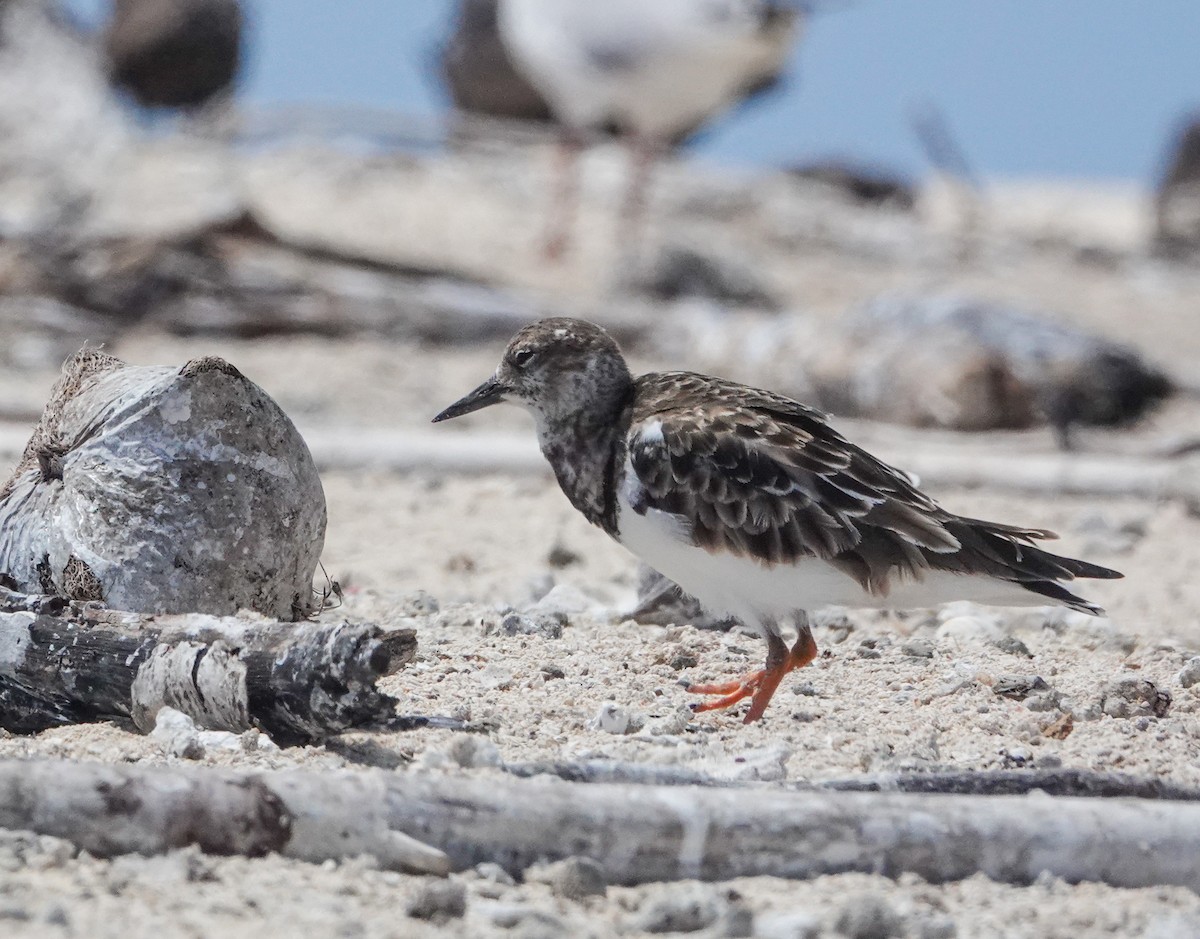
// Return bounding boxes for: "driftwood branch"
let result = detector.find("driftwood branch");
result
[0,596,416,745]
[503,759,1200,801]
[3,760,1200,890]
[0,760,449,875]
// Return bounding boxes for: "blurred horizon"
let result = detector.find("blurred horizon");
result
[67,0,1200,185]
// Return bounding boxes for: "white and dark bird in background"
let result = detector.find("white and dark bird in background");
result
[434,318,1122,724]
[495,0,804,258]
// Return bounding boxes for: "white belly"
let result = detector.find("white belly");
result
[614,489,1042,631]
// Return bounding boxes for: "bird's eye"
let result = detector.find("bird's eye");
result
[511,349,535,368]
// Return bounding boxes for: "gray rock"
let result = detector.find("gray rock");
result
[405,880,467,922]
[900,638,936,658]
[1178,656,1200,689]
[0,352,325,618]
[834,892,903,939]
[992,674,1050,700]
[1024,691,1064,713]
[525,856,607,900]
[632,884,725,933]
[991,636,1033,657]
[1099,678,1172,719]
[499,611,565,639]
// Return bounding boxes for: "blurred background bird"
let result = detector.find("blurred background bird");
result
[103,0,243,113]
[492,0,804,260]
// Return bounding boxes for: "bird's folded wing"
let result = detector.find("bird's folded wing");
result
[626,375,969,572]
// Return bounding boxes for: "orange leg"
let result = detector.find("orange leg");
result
[689,624,818,724]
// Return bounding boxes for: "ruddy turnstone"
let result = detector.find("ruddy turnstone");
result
[433,318,1122,723]
[495,0,802,257]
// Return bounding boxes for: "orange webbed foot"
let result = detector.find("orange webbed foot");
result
[687,626,819,724]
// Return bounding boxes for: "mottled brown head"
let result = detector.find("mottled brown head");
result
[433,318,633,428]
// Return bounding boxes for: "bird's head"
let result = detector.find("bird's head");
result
[432,317,633,429]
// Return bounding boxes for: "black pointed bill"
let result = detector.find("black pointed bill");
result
[432,376,509,423]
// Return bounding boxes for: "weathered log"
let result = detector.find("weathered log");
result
[502,759,1200,802]
[5,760,1200,890]
[805,294,1173,446]
[0,760,448,875]
[0,596,416,745]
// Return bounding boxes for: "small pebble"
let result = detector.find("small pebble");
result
[592,702,639,734]
[632,884,724,933]
[991,636,1033,657]
[525,856,607,900]
[1098,678,1171,719]
[546,542,581,568]
[900,638,936,659]
[1178,657,1200,689]
[405,880,467,922]
[992,674,1049,700]
[835,892,903,939]
[499,611,565,639]
[149,707,205,760]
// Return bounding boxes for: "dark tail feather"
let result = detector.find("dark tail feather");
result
[1019,579,1106,615]
[940,519,1123,616]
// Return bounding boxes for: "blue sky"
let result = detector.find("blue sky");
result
[70,0,1200,183]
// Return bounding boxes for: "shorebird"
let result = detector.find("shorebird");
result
[104,0,243,112]
[495,0,802,258]
[433,318,1122,724]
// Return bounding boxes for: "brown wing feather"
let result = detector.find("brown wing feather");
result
[627,373,1121,606]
